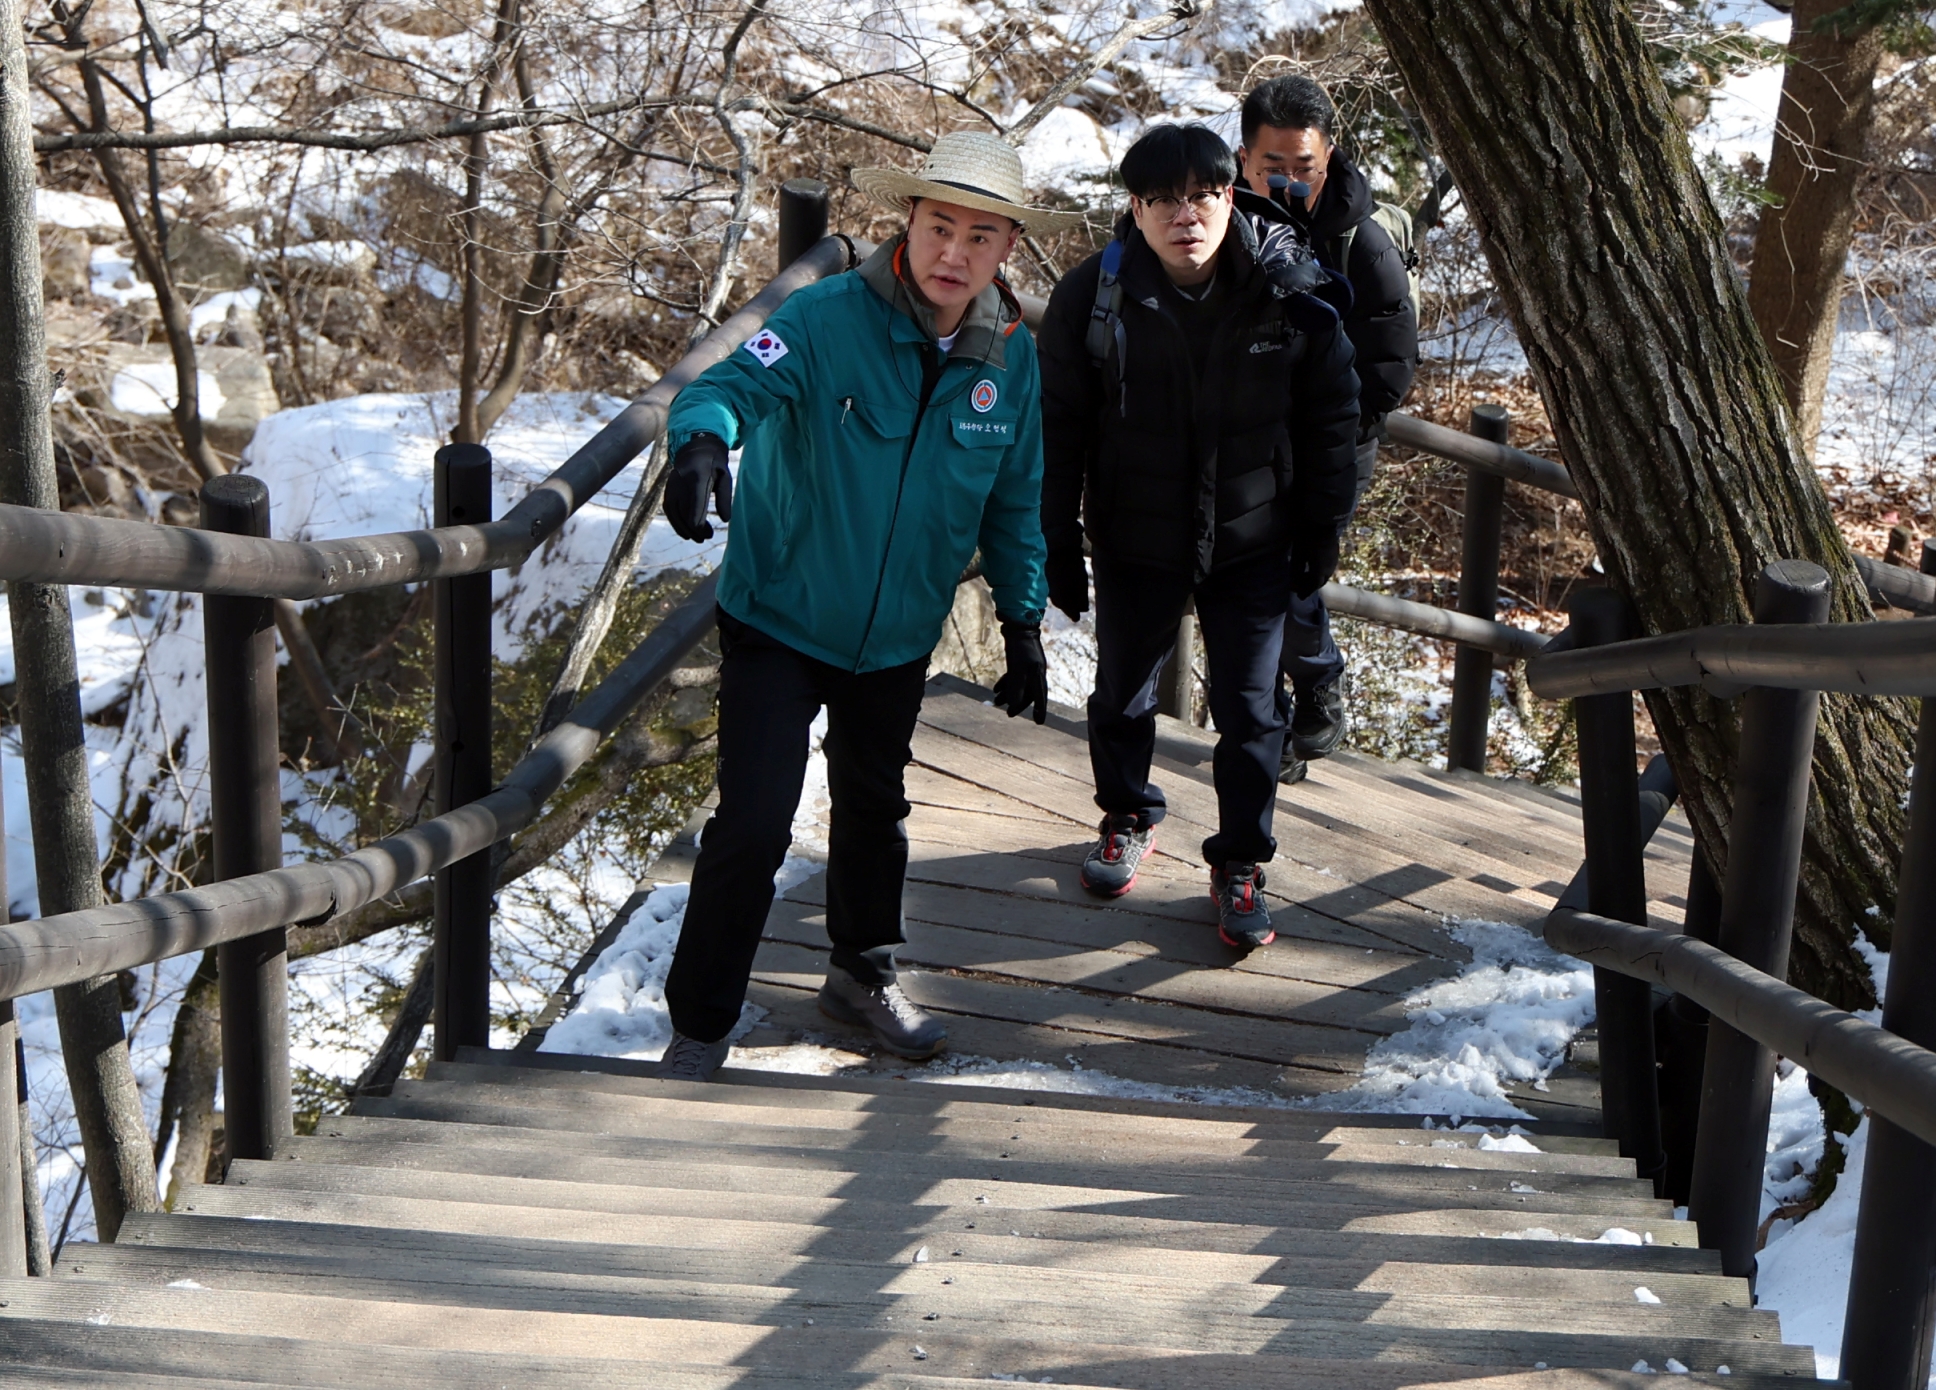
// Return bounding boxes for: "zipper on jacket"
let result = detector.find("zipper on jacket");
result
[840,396,854,426]
[852,343,946,672]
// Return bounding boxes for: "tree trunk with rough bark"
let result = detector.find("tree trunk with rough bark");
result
[0,0,160,1240]
[1746,0,1884,452]
[152,951,221,1209]
[1361,0,1912,1009]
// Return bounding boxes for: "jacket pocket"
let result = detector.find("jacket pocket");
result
[840,394,915,440]
[948,412,1017,449]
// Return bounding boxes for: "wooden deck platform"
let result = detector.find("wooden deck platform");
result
[649,674,1695,1119]
[0,674,1802,1390]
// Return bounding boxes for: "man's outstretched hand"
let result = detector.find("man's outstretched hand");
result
[666,432,733,542]
[992,619,1049,724]
[1292,529,1341,600]
[1047,548,1089,621]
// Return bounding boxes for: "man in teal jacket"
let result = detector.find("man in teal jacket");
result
[656,133,1077,1081]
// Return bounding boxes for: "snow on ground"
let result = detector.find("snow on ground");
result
[1688,1,1790,169]
[1751,934,1890,1380]
[1293,919,1595,1119]
[544,868,1599,1120]
[9,388,705,1246]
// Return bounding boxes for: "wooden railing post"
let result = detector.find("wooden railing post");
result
[201,475,292,1163]
[1446,404,1508,772]
[1687,558,1830,1283]
[1657,843,1722,1207]
[1839,544,1936,1390]
[433,444,495,1061]
[777,179,830,273]
[1568,585,1665,1190]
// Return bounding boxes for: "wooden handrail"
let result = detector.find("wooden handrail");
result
[1383,411,1578,497]
[1547,906,1936,1152]
[0,238,855,599]
[0,573,719,1003]
[1322,579,1552,658]
[1526,612,1936,699]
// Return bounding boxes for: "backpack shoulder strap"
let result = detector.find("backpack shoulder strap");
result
[1085,239,1126,370]
[1326,224,1357,278]
[1370,202,1422,311]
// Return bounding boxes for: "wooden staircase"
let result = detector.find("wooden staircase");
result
[1,1057,1815,1387]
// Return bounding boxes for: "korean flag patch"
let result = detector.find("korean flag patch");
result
[743,329,789,368]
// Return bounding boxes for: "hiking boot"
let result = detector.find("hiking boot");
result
[1081,813,1156,898]
[1211,863,1276,951]
[1278,744,1309,786]
[657,1031,731,1081]
[819,964,948,1060]
[1290,683,1346,760]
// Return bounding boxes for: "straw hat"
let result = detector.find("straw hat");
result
[852,131,1088,235]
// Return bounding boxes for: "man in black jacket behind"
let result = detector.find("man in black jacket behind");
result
[1238,76,1419,774]
[1039,123,1360,951]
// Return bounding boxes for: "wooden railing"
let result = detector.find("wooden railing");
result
[1528,564,1936,1390]
[0,222,860,1275]
[5,179,1929,1390]
[0,186,1565,1278]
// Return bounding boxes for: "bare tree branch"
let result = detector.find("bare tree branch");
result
[1001,2,1199,145]
[532,444,670,740]
[32,89,685,152]
[689,0,772,343]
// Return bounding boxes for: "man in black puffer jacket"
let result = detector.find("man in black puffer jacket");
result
[1039,123,1360,952]
[1239,76,1420,773]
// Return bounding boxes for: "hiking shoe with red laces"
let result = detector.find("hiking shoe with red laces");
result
[1081,814,1155,897]
[1212,863,1276,950]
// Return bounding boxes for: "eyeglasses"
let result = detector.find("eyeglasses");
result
[1139,189,1227,221]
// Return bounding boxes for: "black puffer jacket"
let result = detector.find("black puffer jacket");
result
[1309,149,1417,425]
[1038,213,1360,581]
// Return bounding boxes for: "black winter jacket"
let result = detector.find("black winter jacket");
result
[1309,149,1417,425]
[1038,214,1361,581]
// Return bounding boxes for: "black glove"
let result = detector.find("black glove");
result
[1264,255,1326,298]
[991,618,1049,724]
[1291,530,1341,600]
[1253,219,1324,298]
[665,432,732,542]
[1047,548,1089,621]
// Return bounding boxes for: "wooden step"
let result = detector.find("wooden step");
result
[376,1077,1646,1186]
[56,1239,1775,1344]
[255,1143,1650,1228]
[449,1050,1615,1147]
[331,1101,1675,1224]
[173,1170,1695,1265]
[0,1314,1797,1390]
[0,1277,1813,1377]
[408,1072,1631,1178]
[121,1206,1722,1289]
[93,1217,1748,1307]
[207,1163,1717,1311]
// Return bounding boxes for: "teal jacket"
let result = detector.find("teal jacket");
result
[666,238,1047,673]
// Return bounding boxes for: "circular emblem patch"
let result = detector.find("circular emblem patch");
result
[970,379,998,413]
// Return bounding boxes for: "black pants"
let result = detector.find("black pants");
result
[663,613,930,1043]
[1087,551,1294,867]
[1283,434,1380,692]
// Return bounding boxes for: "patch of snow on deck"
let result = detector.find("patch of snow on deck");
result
[1296,919,1596,1119]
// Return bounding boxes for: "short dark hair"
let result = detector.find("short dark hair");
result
[1118,123,1237,200]
[1240,75,1337,148]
